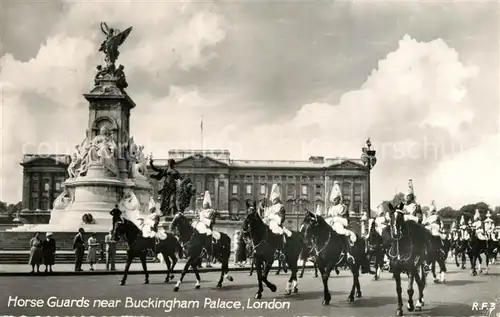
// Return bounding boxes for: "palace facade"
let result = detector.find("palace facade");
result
[20,150,372,217]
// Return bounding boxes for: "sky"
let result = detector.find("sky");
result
[0,0,498,210]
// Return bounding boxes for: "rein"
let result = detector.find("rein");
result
[387,211,412,263]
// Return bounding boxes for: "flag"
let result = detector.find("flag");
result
[200,116,204,131]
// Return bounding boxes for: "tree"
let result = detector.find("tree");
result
[438,206,456,218]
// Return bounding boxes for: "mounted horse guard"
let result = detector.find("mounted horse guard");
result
[317,180,356,264]
[472,209,487,241]
[423,200,448,282]
[423,201,445,248]
[484,211,495,240]
[264,184,292,261]
[368,204,390,269]
[192,191,221,253]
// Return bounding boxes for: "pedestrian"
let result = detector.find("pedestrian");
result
[42,232,56,272]
[28,232,43,273]
[104,229,116,271]
[87,233,99,271]
[236,231,247,267]
[73,228,85,272]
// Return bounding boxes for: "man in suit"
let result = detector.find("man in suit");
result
[73,228,85,272]
[104,229,116,271]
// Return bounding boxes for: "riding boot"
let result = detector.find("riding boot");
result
[344,235,355,265]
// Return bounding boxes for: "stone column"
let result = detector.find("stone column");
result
[350,177,355,213]
[37,172,42,210]
[214,177,219,209]
[50,174,55,209]
[22,172,31,210]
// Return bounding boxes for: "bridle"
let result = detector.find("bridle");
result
[387,209,412,262]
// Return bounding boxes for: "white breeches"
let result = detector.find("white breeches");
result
[192,221,221,240]
[476,230,487,241]
[404,215,419,222]
[141,225,167,240]
[425,223,442,237]
[268,220,292,237]
[325,217,356,243]
[200,217,212,227]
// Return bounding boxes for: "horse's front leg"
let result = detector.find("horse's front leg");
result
[216,252,233,287]
[431,260,438,283]
[470,252,477,276]
[191,258,202,290]
[139,253,149,284]
[406,271,415,312]
[477,253,483,273]
[262,259,277,293]
[170,254,177,280]
[318,263,331,306]
[461,252,466,269]
[120,252,134,286]
[254,257,264,299]
[348,264,360,302]
[438,257,447,283]
[285,256,299,296]
[174,257,193,292]
[413,268,425,311]
[162,253,172,283]
[299,256,306,278]
[393,268,403,316]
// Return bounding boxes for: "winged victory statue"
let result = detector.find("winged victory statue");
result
[99,22,133,66]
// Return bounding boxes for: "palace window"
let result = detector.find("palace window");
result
[260,185,266,195]
[354,183,362,202]
[301,185,308,195]
[195,181,202,193]
[43,182,50,192]
[246,185,252,195]
[286,184,295,196]
[232,184,238,194]
[55,182,61,191]
[315,184,322,196]
[31,181,39,192]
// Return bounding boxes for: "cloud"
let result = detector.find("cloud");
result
[216,35,481,208]
[0,1,227,203]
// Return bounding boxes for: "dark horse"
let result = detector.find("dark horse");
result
[382,203,427,316]
[251,227,319,279]
[112,218,182,286]
[169,212,233,291]
[467,227,489,276]
[366,219,386,281]
[427,230,450,284]
[241,200,303,299]
[301,210,369,305]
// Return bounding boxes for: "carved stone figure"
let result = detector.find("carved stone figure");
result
[94,65,107,86]
[127,137,148,179]
[99,22,133,66]
[114,65,128,89]
[88,125,118,175]
[67,131,91,179]
[53,187,73,210]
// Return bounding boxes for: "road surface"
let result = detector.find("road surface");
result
[1,262,499,317]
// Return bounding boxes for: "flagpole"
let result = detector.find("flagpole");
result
[200,116,204,151]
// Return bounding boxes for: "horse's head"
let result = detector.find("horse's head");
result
[241,200,263,238]
[169,212,191,237]
[112,217,139,243]
[388,202,406,238]
[301,210,325,242]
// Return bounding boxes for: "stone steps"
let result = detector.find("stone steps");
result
[0,252,147,264]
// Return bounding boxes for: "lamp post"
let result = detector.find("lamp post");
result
[361,138,377,216]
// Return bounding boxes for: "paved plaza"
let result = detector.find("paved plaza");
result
[1,261,499,317]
